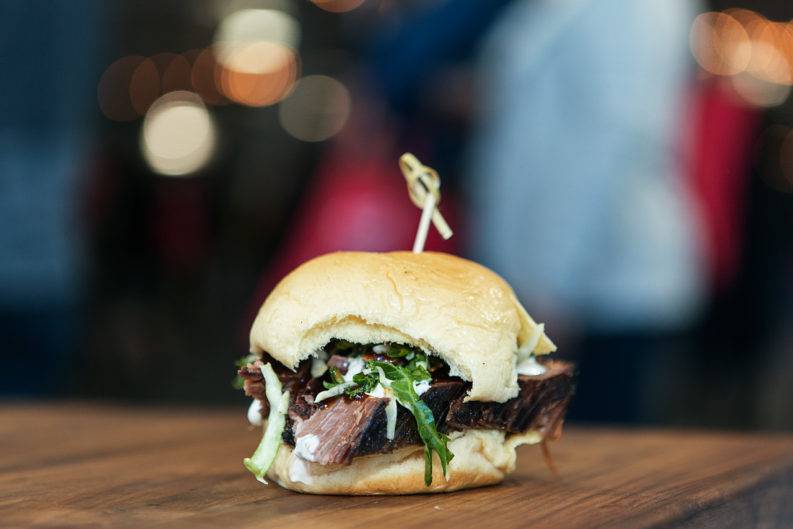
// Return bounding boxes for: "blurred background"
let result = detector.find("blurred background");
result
[2,0,793,430]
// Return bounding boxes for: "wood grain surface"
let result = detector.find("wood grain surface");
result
[2,403,792,529]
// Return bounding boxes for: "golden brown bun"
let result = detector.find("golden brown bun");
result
[267,429,543,495]
[250,251,554,403]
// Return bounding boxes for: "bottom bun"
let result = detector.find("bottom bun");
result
[267,429,544,495]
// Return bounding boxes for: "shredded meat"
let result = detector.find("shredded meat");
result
[238,364,268,414]
[238,356,318,419]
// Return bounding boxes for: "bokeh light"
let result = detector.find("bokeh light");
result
[190,48,228,105]
[161,54,193,93]
[213,7,300,107]
[140,91,216,177]
[215,8,299,73]
[723,8,764,29]
[731,71,792,108]
[691,9,793,107]
[745,39,792,86]
[690,12,750,76]
[219,42,299,107]
[278,75,351,141]
[310,0,366,13]
[129,58,160,117]
[149,52,179,77]
[98,56,147,122]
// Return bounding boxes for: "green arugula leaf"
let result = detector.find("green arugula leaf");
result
[327,339,368,357]
[321,366,379,397]
[234,353,257,368]
[384,344,414,358]
[349,371,378,396]
[367,360,453,486]
[233,354,258,390]
[424,446,433,486]
[371,361,399,378]
[322,367,345,390]
[410,364,432,381]
[405,353,431,381]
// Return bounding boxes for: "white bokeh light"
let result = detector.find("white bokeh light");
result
[140,91,216,176]
[214,8,300,74]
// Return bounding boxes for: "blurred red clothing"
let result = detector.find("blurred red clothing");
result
[687,78,759,292]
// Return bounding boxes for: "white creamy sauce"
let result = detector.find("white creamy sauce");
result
[519,323,545,358]
[288,456,313,484]
[515,323,548,376]
[294,434,321,462]
[384,393,397,440]
[247,399,263,426]
[413,379,431,396]
[311,350,328,378]
[342,356,365,382]
[365,384,386,398]
[372,344,388,354]
[374,366,391,388]
[516,355,547,376]
[447,363,465,380]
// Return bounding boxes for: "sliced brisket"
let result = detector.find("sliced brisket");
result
[350,379,468,458]
[445,362,574,437]
[326,354,350,373]
[293,396,387,465]
[287,380,469,462]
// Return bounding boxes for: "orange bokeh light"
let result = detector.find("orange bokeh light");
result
[162,54,193,93]
[218,42,299,107]
[311,0,365,13]
[690,11,750,76]
[98,55,146,121]
[742,20,792,85]
[724,8,765,35]
[129,58,160,117]
[190,48,228,106]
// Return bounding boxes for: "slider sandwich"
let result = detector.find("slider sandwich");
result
[236,251,574,494]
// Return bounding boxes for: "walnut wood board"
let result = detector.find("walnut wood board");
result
[2,403,792,528]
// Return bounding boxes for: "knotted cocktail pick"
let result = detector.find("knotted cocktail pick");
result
[399,153,453,253]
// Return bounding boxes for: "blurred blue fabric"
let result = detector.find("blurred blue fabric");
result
[0,1,102,393]
[0,1,101,308]
[467,0,704,332]
[368,0,513,114]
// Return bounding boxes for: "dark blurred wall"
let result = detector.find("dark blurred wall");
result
[77,1,342,403]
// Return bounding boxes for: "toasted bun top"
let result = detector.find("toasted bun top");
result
[249,251,555,402]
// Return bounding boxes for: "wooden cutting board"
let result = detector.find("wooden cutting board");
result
[2,403,792,528]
